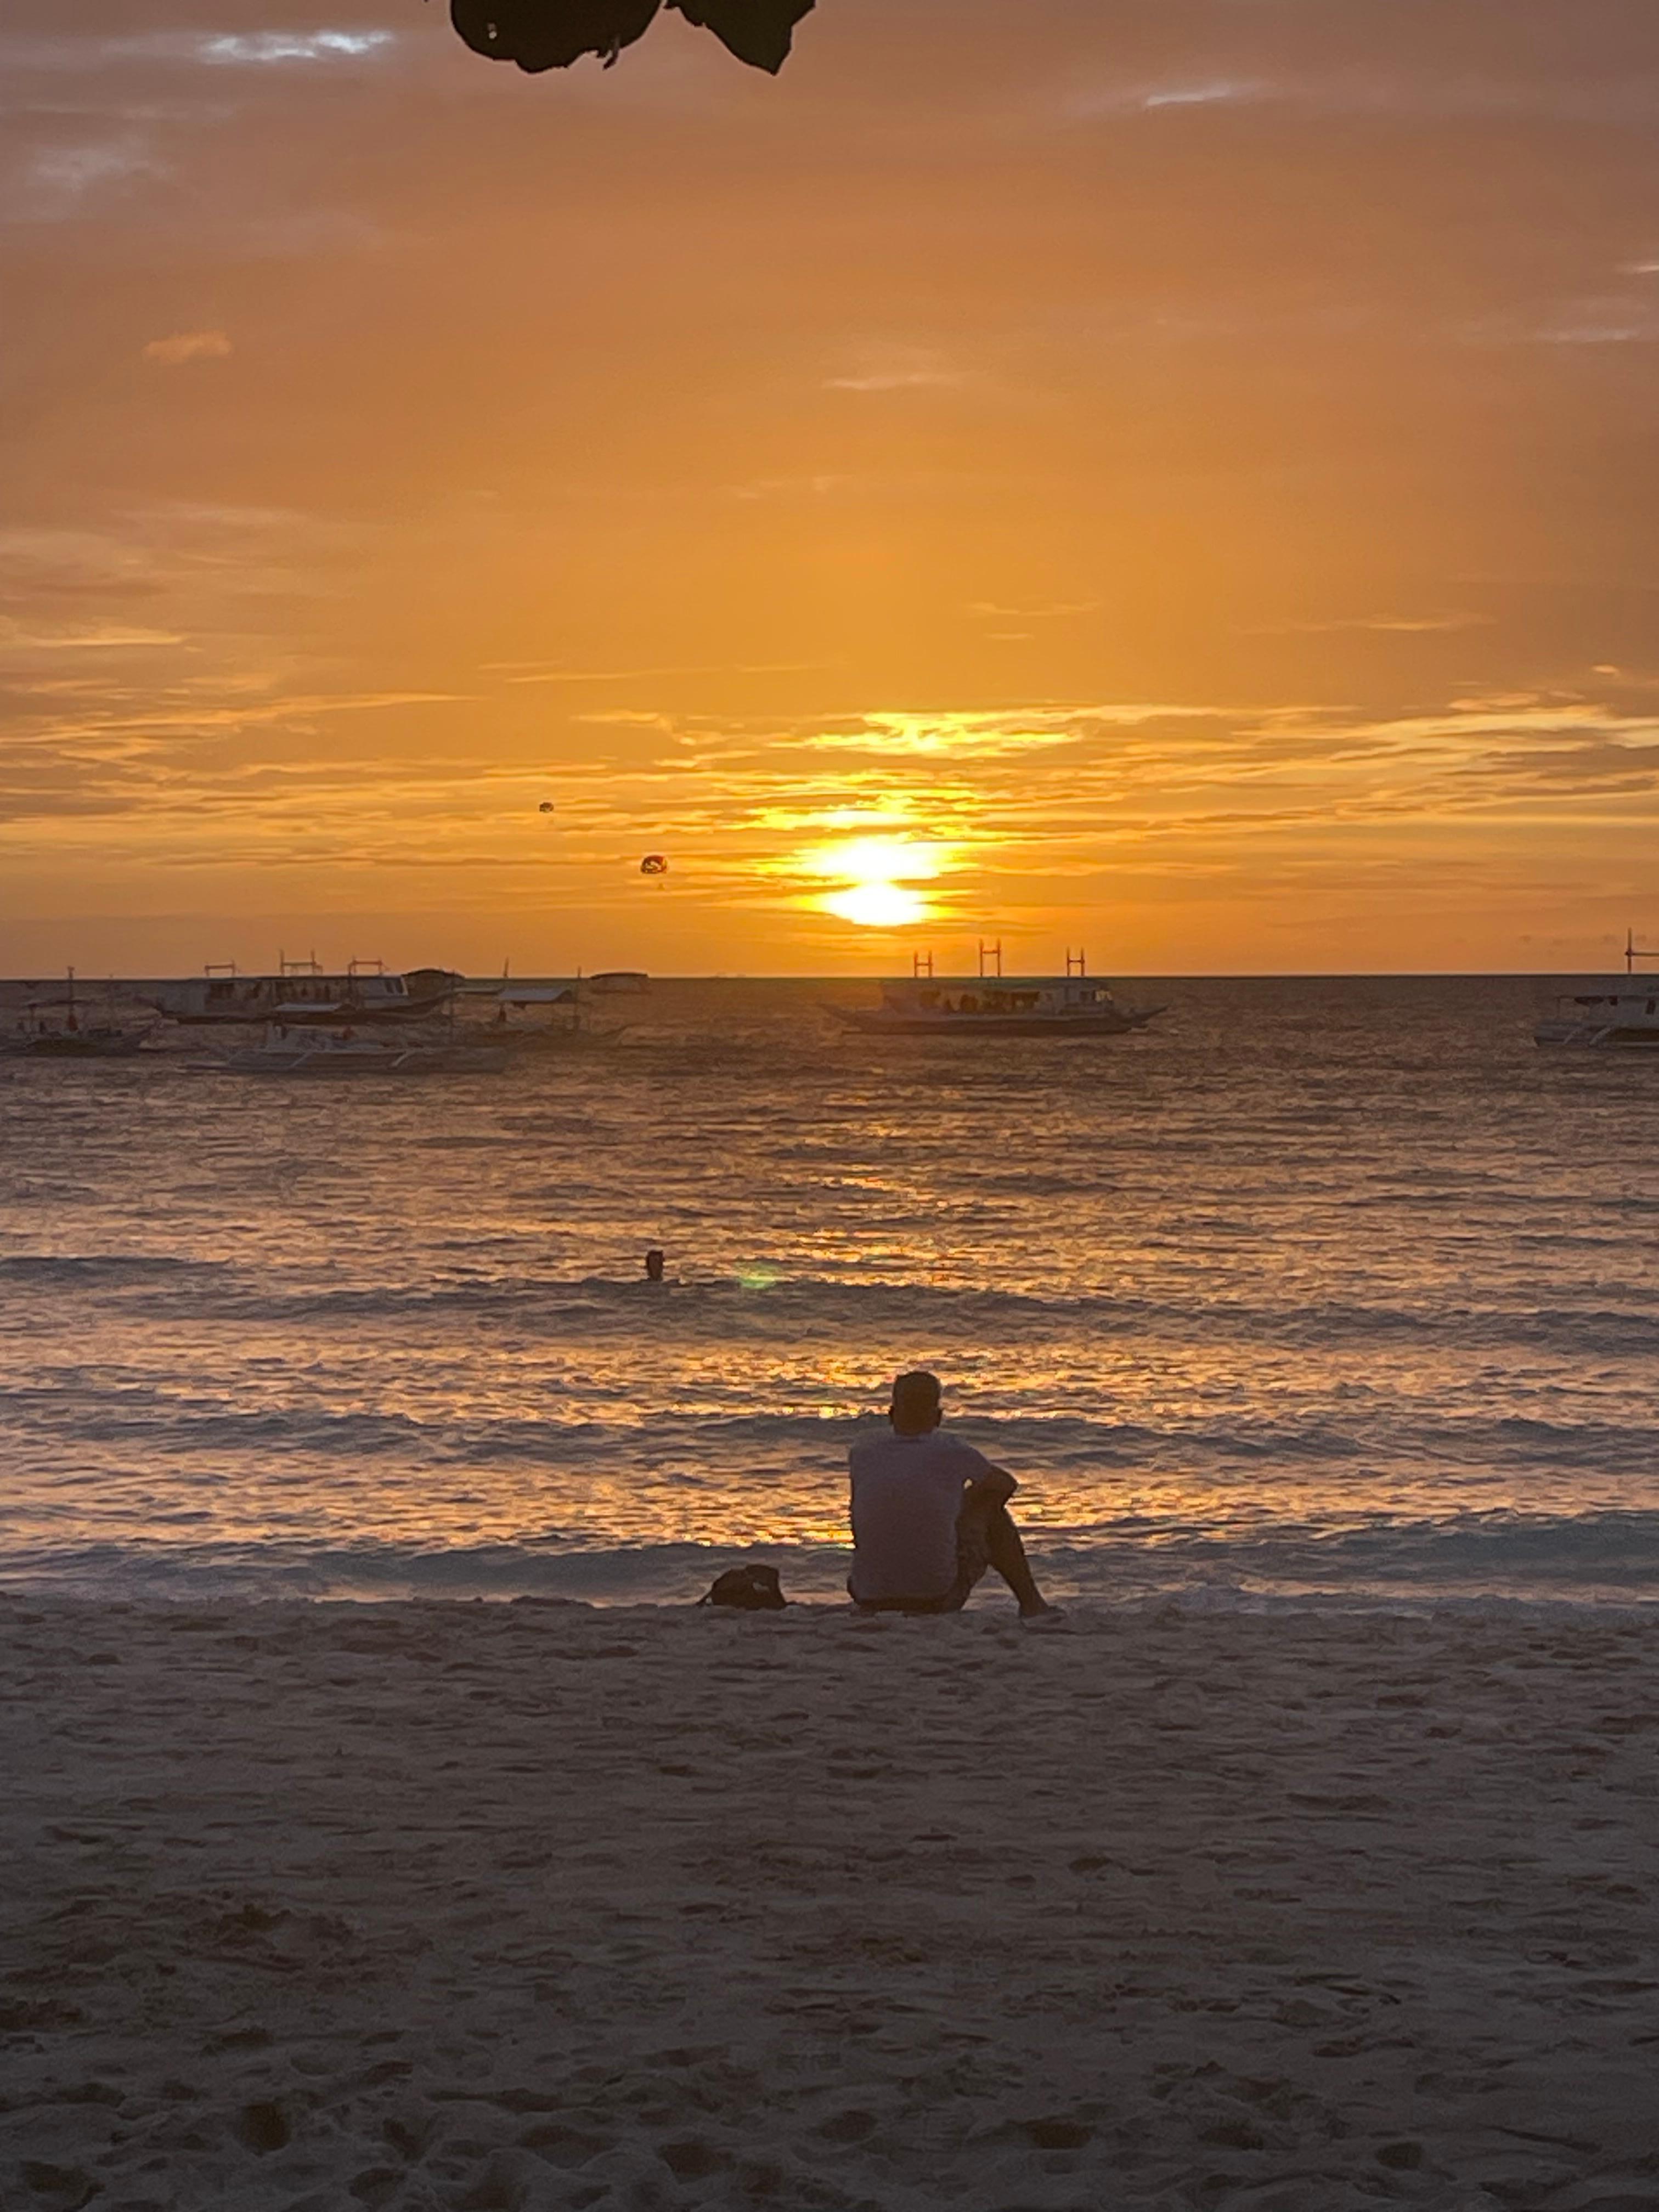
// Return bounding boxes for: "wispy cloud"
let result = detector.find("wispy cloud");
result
[1065,78,1272,122]
[143,329,232,366]
[0,28,396,71]
[1142,79,1268,111]
[1066,70,1659,132]
[495,662,828,685]
[1242,613,1495,637]
[969,600,1101,622]
[196,30,396,67]
[16,138,161,219]
[825,346,970,394]
[0,622,185,654]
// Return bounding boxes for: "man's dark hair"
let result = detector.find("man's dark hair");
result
[890,1370,943,1426]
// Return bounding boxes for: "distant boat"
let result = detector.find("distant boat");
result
[590,970,650,996]
[1535,988,1659,1050]
[220,1025,509,1076]
[1,967,155,1058]
[140,957,453,1026]
[832,973,1162,1039]
[1535,931,1659,1048]
[2,1024,153,1060]
[484,986,592,1053]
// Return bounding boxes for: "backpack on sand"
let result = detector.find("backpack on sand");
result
[699,1564,787,1610]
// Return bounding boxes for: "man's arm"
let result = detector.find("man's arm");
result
[966,1463,1017,1506]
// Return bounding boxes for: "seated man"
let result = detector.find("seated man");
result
[848,1369,1058,1620]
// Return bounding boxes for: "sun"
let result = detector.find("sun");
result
[797,833,947,929]
[822,882,930,928]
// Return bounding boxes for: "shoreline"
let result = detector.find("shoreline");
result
[5,1573,1659,1613]
[6,1595,1657,2210]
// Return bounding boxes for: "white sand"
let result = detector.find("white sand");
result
[3,1595,1657,2212]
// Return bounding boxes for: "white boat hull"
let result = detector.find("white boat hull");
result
[224,1040,509,1076]
[833,1007,1158,1038]
[1535,1021,1659,1050]
[1536,983,1659,1049]
[832,972,1163,1040]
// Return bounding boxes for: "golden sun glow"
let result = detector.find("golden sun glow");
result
[799,836,944,885]
[822,882,932,928]
[799,834,948,930]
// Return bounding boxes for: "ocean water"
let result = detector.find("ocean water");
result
[2,974,1657,1610]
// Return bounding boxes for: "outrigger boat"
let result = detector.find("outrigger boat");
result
[833,953,1162,1039]
[221,1025,509,1076]
[1535,990,1659,1050]
[1535,932,1659,1049]
[1,968,155,1058]
[140,956,453,1026]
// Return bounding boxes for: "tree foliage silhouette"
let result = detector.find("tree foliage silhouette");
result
[449,0,815,74]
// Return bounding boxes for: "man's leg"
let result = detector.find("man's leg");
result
[956,1487,1057,1618]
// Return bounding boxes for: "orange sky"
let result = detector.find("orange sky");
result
[3,0,1658,974]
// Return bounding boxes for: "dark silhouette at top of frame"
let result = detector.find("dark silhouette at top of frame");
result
[449,0,816,74]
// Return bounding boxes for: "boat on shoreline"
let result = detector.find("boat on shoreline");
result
[832,972,1163,1039]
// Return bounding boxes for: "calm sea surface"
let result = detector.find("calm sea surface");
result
[3,975,1656,1608]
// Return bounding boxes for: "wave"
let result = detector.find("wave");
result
[4,1386,1659,1486]
[0,1254,230,1283]
[4,1509,1657,1609]
[12,1256,1659,1362]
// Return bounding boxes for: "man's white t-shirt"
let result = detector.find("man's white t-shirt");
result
[848,1427,997,1602]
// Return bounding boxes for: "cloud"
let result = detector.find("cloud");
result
[17,139,160,219]
[1065,78,1273,122]
[0,29,394,71]
[498,661,827,684]
[1242,613,1495,637]
[825,346,970,394]
[1533,307,1659,345]
[1141,80,1268,112]
[1065,69,1659,132]
[969,600,1102,622]
[727,474,850,502]
[195,31,396,67]
[143,330,232,366]
[1,622,184,653]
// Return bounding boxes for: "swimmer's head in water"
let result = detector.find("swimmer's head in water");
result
[889,1369,943,1434]
[644,1248,665,1282]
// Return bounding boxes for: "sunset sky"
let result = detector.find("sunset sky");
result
[3,0,1657,975]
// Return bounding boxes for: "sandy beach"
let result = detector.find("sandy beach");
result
[3,1596,1657,2212]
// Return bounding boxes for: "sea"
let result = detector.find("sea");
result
[3,974,1657,1612]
